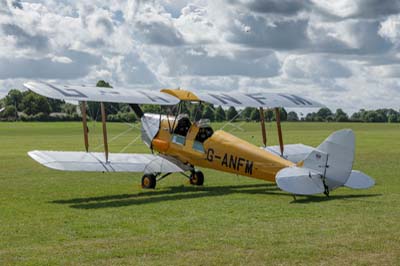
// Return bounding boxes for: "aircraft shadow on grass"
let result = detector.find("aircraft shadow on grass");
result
[50,183,381,209]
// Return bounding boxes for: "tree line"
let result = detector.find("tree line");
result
[1,80,399,123]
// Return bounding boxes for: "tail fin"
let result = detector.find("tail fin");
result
[276,129,355,195]
[304,129,355,189]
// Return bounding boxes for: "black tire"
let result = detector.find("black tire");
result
[142,174,156,189]
[190,170,204,186]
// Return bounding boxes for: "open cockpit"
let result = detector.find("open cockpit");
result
[170,115,213,153]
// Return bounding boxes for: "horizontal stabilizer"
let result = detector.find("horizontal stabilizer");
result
[28,151,184,173]
[344,170,375,189]
[276,167,325,195]
[264,144,314,163]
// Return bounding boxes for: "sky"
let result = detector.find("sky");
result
[1,0,400,113]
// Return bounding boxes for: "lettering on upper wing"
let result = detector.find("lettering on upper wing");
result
[42,82,88,98]
[138,91,170,103]
[206,148,253,175]
[207,93,242,105]
[99,90,120,96]
[245,93,267,105]
[278,94,312,106]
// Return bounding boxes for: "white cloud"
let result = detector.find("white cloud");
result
[51,55,72,64]
[379,14,400,45]
[311,0,358,18]
[0,0,399,112]
[311,0,400,19]
[283,54,352,80]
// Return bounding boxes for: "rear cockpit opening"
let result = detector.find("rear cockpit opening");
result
[195,119,214,143]
[193,119,214,153]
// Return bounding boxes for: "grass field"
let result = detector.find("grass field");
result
[0,121,399,265]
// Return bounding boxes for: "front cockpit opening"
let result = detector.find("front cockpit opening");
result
[171,114,191,145]
[173,114,192,136]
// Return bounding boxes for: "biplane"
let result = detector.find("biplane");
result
[24,81,375,197]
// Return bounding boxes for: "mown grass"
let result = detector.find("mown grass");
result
[0,121,399,265]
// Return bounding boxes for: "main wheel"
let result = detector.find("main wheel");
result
[142,174,156,189]
[190,170,204,186]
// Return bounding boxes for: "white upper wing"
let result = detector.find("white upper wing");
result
[195,91,324,108]
[24,81,179,105]
[28,150,185,173]
[24,81,323,108]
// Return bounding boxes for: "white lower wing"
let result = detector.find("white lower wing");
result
[28,151,185,173]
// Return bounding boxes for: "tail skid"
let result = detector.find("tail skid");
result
[276,129,374,196]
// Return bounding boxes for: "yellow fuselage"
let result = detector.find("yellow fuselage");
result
[151,117,293,182]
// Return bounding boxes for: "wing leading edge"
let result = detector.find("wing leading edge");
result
[24,81,180,105]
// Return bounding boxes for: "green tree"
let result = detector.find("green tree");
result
[20,92,51,115]
[202,105,215,121]
[62,103,78,115]
[317,108,333,121]
[4,89,23,110]
[265,109,274,121]
[250,108,260,121]
[364,111,385,122]
[374,109,388,122]
[47,99,63,113]
[350,109,364,122]
[96,80,112,88]
[0,105,17,120]
[180,102,191,117]
[388,114,399,123]
[273,108,287,121]
[226,106,238,121]
[194,104,204,121]
[118,104,131,113]
[214,106,226,122]
[335,108,349,122]
[142,104,161,114]
[305,112,317,121]
[287,111,299,121]
[241,107,255,120]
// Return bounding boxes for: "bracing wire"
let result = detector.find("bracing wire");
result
[119,134,142,153]
[219,109,244,131]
